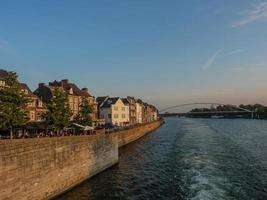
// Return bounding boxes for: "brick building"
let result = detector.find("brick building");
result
[34,79,98,122]
[126,96,137,125]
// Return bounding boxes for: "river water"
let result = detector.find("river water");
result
[57,118,267,200]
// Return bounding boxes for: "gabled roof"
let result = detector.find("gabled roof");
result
[34,84,56,103]
[20,83,37,98]
[48,80,92,97]
[101,97,120,108]
[81,88,93,97]
[136,99,144,104]
[127,96,136,103]
[96,96,109,106]
[65,83,83,96]
[122,98,130,105]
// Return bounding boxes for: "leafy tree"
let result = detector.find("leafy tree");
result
[0,71,29,138]
[42,88,72,131]
[74,97,93,126]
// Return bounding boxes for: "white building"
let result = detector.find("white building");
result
[97,97,130,126]
[135,100,143,124]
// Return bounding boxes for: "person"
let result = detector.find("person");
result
[24,131,29,138]
[49,131,54,137]
[18,131,23,139]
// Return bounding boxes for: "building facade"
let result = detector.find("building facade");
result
[126,96,137,125]
[34,79,98,122]
[97,97,130,126]
[1,69,159,127]
[149,105,158,121]
[20,83,47,122]
[136,99,144,124]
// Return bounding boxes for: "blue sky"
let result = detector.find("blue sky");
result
[1,0,267,109]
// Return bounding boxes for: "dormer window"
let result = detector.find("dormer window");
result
[107,100,112,104]
[69,88,73,94]
[24,89,28,95]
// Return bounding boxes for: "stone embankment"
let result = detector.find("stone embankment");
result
[0,120,163,200]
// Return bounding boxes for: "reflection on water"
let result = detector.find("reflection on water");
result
[56,118,267,200]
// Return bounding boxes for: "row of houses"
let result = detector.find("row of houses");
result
[96,96,158,127]
[0,69,158,127]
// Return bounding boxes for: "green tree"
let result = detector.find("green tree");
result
[0,71,29,138]
[74,97,93,126]
[42,88,72,132]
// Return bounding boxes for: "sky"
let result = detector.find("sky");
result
[1,0,267,110]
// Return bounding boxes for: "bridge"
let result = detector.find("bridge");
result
[159,103,254,118]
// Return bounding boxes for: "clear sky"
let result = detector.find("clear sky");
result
[1,0,267,110]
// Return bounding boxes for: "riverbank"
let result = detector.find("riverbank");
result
[0,120,163,200]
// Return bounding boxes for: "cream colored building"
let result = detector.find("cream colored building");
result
[97,97,130,126]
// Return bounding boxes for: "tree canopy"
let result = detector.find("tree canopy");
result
[42,88,72,131]
[74,97,93,126]
[0,71,29,138]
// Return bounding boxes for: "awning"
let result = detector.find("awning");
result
[71,123,94,130]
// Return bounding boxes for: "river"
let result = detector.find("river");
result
[56,118,267,200]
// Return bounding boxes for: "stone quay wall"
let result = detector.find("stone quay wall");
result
[116,120,162,147]
[0,120,162,200]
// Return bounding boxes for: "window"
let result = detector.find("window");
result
[122,107,125,111]
[30,111,35,121]
[28,100,34,107]
[114,106,118,111]
[122,114,126,118]
[70,103,74,110]
[38,100,42,107]
[37,114,42,121]
[114,114,118,119]
[108,114,112,119]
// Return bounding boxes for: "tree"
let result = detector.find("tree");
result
[74,97,93,126]
[42,88,72,132]
[0,71,29,138]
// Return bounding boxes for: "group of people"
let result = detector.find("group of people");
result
[0,129,97,139]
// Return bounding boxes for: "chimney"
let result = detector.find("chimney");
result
[48,81,55,86]
[39,83,45,88]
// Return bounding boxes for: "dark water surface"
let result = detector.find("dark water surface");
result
[57,118,267,200]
